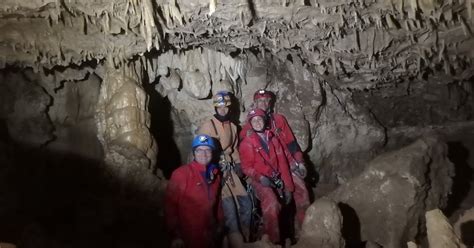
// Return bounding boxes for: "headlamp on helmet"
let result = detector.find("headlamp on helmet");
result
[192,134,216,150]
[253,89,272,100]
[213,91,232,107]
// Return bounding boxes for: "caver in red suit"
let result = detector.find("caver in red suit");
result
[165,135,222,248]
[240,90,310,231]
[240,90,304,164]
[239,109,295,243]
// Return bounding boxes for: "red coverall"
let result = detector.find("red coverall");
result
[239,130,294,243]
[240,113,310,231]
[165,161,222,248]
[240,113,304,163]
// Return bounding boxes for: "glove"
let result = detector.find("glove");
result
[171,239,185,248]
[284,191,293,205]
[292,163,307,179]
[259,176,275,188]
[234,162,244,178]
[296,163,308,179]
[206,163,219,184]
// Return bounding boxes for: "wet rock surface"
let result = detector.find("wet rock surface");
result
[329,135,455,247]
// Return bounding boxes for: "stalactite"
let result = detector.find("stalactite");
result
[209,0,217,15]
[467,0,472,21]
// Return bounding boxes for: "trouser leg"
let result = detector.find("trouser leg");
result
[253,183,281,243]
[292,174,310,228]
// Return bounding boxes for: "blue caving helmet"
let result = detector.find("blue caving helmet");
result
[192,134,216,151]
[213,91,232,107]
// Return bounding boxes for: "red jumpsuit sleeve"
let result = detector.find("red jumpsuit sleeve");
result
[239,138,272,180]
[165,169,186,239]
[239,123,251,141]
[274,139,295,192]
[276,115,304,163]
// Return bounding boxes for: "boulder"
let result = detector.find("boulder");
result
[426,209,462,248]
[329,135,455,248]
[454,207,474,248]
[296,197,344,248]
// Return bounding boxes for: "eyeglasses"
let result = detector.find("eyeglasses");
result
[195,148,212,155]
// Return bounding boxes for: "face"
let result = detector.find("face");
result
[194,145,213,165]
[255,97,271,112]
[250,116,265,132]
[216,106,229,116]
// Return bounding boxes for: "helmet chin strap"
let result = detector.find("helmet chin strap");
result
[213,112,230,122]
[252,127,266,133]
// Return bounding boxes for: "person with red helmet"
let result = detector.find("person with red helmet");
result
[240,89,310,240]
[239,108,295,244]
[197,91,252,248]
[241,89,305,166]
[165,134,222,248]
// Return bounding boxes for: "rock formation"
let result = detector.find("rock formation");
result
[426,208,463,248]
[0,0,473,247]
[330,135,455,247]
[297,197,345,248]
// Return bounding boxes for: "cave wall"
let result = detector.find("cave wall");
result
[0,0,474,184]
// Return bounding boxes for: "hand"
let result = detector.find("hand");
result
[259,176,275,188]
[296,163,307,178]
[284,191,293,205]
[292,163,307,179]
[171,238,185,248]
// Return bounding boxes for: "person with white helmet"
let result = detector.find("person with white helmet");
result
[197,91,252,248]
[165,134,222,248]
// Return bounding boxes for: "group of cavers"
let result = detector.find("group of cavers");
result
[165,89,311,248]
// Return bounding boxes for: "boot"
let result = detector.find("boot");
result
[227,232,244,248]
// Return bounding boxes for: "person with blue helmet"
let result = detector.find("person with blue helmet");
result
[197,90,252,248]
[165,134,222,248]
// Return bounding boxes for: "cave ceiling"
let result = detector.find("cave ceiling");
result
[1,0,473,90]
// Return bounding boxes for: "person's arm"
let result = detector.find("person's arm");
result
[239,123,251,141]
[165,169,186,239]
[277,115,304,163]
[231,125,241,163]
[239,139,273,181]
[274,139,295,192]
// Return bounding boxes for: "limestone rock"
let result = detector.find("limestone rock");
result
[365,241,382,248]
[454,207,474,247]
[96,66,156,165]
[329,135,455,247]
[0,243,16,248]
[182,70,210,99]
[312,83,386,183]
[426,209,462,248]
[407,241,419,248]
[46,73,103,159]
[296,197,344,248]
[1,72,54,146]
